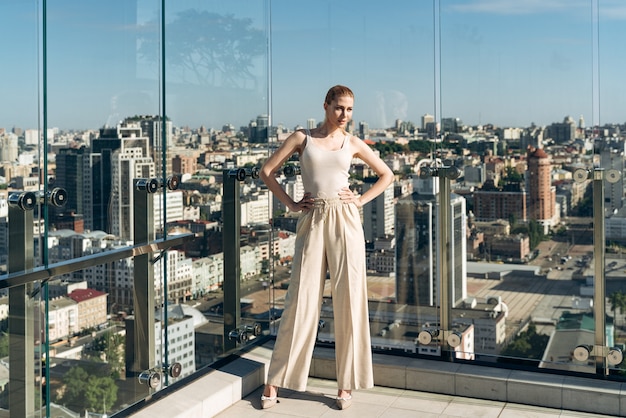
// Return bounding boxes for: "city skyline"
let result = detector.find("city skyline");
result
[1,1,626,131]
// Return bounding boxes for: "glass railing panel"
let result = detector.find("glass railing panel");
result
[4,202,47,416]
[0,280,45,416]
[42,4,167,383]
[162,0,271,362]
[598,0,626,378]
[40,0,181,413]
[440,0,596,369]
[269,0,440,357]
[0,1,43,274]
[43,263,150,416]
[1,2,49,412]
[44,0,162,246]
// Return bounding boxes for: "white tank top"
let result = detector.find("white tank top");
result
[300,129,352,198]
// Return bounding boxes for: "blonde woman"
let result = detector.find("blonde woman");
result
[259,85,394,410]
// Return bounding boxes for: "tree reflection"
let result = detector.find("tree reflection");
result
[140,10,265,88]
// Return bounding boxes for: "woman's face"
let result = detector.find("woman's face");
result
[325,95,354,128]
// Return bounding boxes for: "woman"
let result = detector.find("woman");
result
[259,85,394,410]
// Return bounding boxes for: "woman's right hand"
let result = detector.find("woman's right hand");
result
[289,192,314,212]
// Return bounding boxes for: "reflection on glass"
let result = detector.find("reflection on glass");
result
[162,0,271,365]
[0,0,269,414]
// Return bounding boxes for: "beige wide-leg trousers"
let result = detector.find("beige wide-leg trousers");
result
[267,198,374,392]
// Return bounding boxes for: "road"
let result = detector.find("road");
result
[189,264,291,316]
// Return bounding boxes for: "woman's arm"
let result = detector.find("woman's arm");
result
[342,136,394,207]
[259,130,313,212]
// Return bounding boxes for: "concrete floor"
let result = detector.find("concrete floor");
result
[215,377,618,418]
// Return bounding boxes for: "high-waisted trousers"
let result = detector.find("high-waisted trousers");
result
[266,198,374,391]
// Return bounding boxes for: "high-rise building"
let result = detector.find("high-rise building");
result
[91,122,156,240]
[88,130,122,232]
[54,147,88,226]
[421,114,434,130]
[136,116,173,177]
[346,120,355,134]
[248,114,269,143]
[526,147,557,232]
[0,132,18,162]
[359,121,369,139]
[395,175,467,307]
[155,308,197,381]
[442,117,462,134]
[153,191,185,234]
[548,116,576,144]
[110,135,155,240]
[125,313,196,381]
[520,126,545,151]
[362,178,395,243]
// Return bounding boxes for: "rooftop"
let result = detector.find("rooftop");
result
[217,377,613,418]
[126,341,624,418]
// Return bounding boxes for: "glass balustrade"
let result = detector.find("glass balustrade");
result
[0,0,625,416]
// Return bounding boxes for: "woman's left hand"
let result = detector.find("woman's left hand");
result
[339,187,362,207]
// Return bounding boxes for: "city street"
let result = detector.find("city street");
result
[187,239,626,352]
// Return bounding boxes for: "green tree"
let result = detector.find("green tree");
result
[572,185,593,216]
[407,140,434,154]
[609,291,626,327]
[503,166,523,183]
[60,366,90,408]
[526,219,546,250]
[500,323,549,361]
[0,333,8,358]
[59,366,118,413]
[91,333,125,377]
[372,141,406,157]
[84,375,118,414]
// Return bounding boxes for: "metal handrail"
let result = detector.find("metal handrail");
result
[0,233,197,289]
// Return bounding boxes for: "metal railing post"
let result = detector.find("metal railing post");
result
[222,169,242,352]
[592,168,608,375]
[7,192,36,418]
[131,180,156,375]
[416,166,463,358]
[221,167,260,351]
[437,173,452,359]
[571,167,623,374]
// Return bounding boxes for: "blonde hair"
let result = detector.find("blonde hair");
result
[324,85,354,104]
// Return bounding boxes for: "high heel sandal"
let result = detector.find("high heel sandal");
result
[336,394,352,410]
[260,394,279,409]
[261,386,279,409]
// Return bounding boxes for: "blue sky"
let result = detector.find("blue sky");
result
[1,0,625,131]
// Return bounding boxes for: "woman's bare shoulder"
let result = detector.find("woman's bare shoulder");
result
[282,129,307,153]
[290,128,307,143]
[348,134,367,149]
